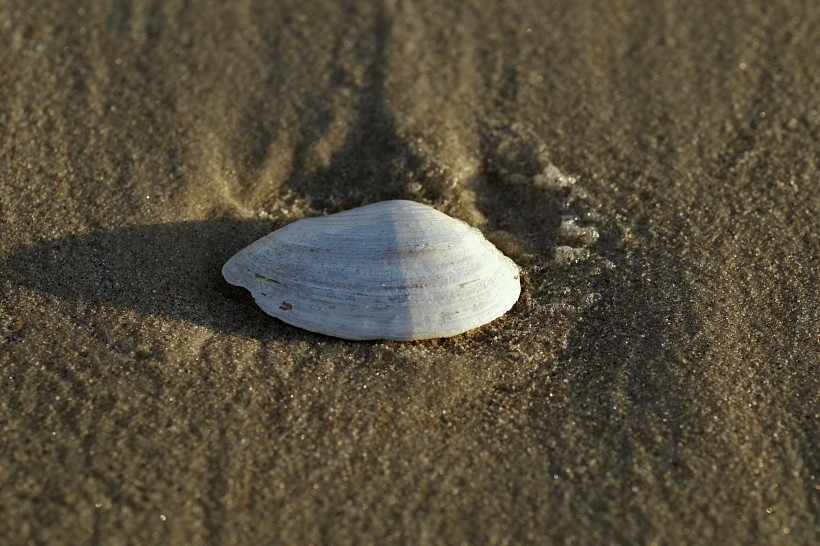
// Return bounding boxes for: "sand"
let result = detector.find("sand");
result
[1,1,818,544]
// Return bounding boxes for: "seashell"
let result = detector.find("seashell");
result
[222,200,520,340]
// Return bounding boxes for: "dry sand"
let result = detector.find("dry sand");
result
[1,1,818,544]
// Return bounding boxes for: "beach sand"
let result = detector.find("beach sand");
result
[1,1,818,544]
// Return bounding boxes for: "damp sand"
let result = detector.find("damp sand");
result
[1,2,818,544]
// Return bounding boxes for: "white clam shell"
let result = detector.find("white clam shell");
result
[222,200,520,340]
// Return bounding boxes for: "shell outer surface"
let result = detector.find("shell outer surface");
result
[222,200,521,340]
